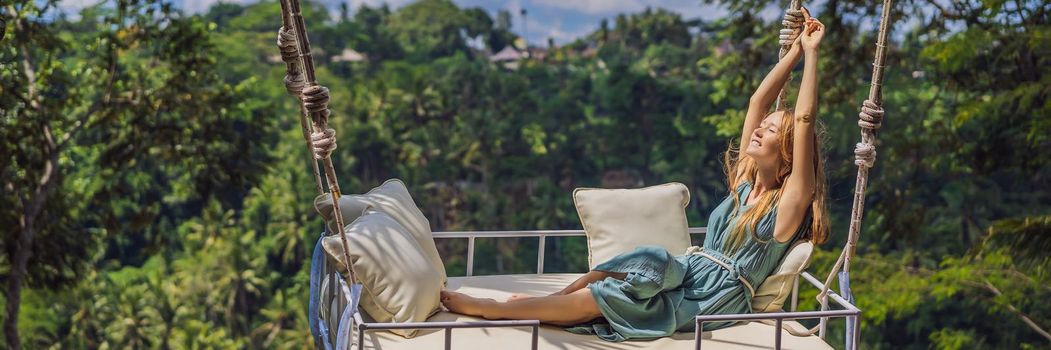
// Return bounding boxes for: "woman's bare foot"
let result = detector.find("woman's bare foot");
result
[441,291,496,319]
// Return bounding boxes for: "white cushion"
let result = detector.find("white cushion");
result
[573,182,692,269]
[315,178,446,283]
[321,208,442,338]
[751,240,814,312]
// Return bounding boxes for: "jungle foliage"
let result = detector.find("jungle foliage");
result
[1,0,1048,348]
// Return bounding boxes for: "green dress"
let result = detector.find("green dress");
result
[566,182,809,342]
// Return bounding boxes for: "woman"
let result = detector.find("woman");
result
[441,10,829,342]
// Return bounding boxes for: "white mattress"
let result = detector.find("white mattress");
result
[356,273,834,350]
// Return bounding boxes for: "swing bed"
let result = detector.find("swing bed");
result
[274,0,895,348]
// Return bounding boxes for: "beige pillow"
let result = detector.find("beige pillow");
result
[322,208,442,338]
[751,240,814,312]
[573,182,693,269]
[315,178,446,283]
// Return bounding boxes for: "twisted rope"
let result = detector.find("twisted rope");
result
[301,84,338,160]
[779,9,805,46]
[775,0,804,110]
[278,0,357,286]
[277,23,323,194]
[760,0,894,339]
[857,99,884,131]
[853,99,884,168]
[277,27,298,62]
[311,128,338,160]
[278,26,307,95]
[822,3,894,344]
[302,85,332,122]
[284,70,307,95]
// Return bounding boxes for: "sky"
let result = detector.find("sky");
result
[55,0,788,45]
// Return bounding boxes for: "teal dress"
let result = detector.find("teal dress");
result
[566,182,809,342]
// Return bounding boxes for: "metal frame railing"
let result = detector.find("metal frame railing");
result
[430,227,707,276]
[694,271,861,350]
[345,228,860,350]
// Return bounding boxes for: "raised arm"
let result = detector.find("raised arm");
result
[776,13,825,243]
[738,36,804,178]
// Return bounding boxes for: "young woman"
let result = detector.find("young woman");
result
[441,10,829,342]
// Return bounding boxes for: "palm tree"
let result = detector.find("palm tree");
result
[253,289,312,349]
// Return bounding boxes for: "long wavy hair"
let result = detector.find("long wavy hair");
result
[721,109,830,254]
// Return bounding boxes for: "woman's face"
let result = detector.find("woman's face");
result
[745,112,784,164]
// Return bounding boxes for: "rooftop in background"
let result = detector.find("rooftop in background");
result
[490,46,526,61]
[332,48,367,63]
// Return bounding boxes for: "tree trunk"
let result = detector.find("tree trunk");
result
[4,219,34,350]
[4,127,57,350]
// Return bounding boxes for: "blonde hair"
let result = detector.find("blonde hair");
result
[721,109,830,254]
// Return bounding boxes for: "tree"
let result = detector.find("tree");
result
[702,0,1050,346]
[387,0,471,60]
[0,1,271,347]
[352,4,404,63]
[7,0,1049,348]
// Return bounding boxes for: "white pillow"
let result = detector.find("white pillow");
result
[321,208,442,338]
[751,240,814,312]
[573,182,693,269]
[315,178,446,283]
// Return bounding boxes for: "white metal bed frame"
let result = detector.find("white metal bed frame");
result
[340,228,861,350]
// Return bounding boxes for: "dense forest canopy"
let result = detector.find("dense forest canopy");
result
[1,0,1048,348]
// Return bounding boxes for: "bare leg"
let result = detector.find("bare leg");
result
[443,288,603,326]
[443,288,602,326]
[506,270,626,302]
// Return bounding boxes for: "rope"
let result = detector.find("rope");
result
[302,85,332,123]
[857,99,884,131]
[774,0,804,110]
[825,1,893,345]
[757,0,894,338]
[779,9,805,46]
[276,21,324,194]
[759,318,816,337]
[854,100,884,167]
[687,247,756,297]
[277,27,307,94]
[278,0,357,286]
[298,108,325,193]
[301,85,339,159]
[311,128,338,160]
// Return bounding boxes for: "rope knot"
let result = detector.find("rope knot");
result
[277,26,299,63]
[277,27,306,94]
[284,73,306,95]
[857,99,884,131]
[854,142,876,168]
[311,127,338,159]
[779,9,804,46]
[301,84,332,124]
